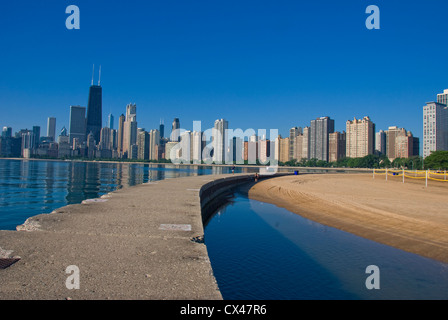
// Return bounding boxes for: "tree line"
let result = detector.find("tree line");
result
[279,151,448,170]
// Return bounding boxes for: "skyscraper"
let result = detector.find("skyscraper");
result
[386,126,407,161]
[86,66,103,144]
[395,131,418,159]
[310,117,334,162]
[107,113,114,130]
[137,130,150,160]
[32,126,40,149]
[329,131,346,162]
[345,116,375,158]
[171,118,180,142]
[375,130,386,156]
[69,105,86,145]
[212,119,228,164]
[2,127,12,138]
[192,131,203,164]
[289,127,302,161]
[117,114,125,156]
[149,129,160,160]
[123,103,137,156]
[47,117,56,141]
[159,119,165,139]
[437,89,448,105]
[423,99,448,158]
[302,127,310,160]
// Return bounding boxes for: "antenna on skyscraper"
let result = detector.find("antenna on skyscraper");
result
[98,65,101,86]
[91,64,95,86]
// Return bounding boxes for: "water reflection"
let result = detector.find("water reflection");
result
[205,190,448,300]
[0,159,224,230]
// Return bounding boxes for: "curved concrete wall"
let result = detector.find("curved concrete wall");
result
[199,173,292,225]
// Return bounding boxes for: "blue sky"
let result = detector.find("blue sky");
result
[1,0,448,141]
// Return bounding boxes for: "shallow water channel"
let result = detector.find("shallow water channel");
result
[204,189,448,300]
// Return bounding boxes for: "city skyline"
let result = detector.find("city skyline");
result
[2,1,448,144]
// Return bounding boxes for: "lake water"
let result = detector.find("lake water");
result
[0,159,241,230]
[204,190,448,300]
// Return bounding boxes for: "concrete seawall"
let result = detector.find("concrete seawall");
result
[0,172,289,300]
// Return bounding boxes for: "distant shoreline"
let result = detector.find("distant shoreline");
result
[0,157,371,173]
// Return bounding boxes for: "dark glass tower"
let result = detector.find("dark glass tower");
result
[86,65,103,144]
[86,84,102,144]
[159,119,165,139]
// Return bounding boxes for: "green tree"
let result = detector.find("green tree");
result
[424,151,448,170]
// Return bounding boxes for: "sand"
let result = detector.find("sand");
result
[248,173,448,264]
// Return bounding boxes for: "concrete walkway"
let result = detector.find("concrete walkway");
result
[0,174,258,300]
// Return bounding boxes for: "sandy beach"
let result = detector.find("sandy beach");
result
[248,173,448,264]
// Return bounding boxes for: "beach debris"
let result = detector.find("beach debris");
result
[191,235,205,244]
[0,247,21,269]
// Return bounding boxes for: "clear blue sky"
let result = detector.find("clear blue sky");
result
[1,0,448,141]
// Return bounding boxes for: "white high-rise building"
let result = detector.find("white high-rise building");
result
[123,103,137,156]
[192,131,203,164]
[212,119,228,164]
[47,117,56,141]
[423,100,448,158]
[375,130,386,155]
[149,129,160,160]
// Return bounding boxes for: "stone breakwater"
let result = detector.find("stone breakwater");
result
[0,173,287,300]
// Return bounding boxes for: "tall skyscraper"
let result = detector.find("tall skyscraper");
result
[293,134,304,161]
[192,131,203,164]
[302,127,310,160]
[117,114,125,156]
[437,89,448,105]
[99,127,112,151]
[86,66,103,144]
[289,127,302,161]
[375,130,386,156]
[423,100,448,158]
[159,119,165,139]
[171,118,180,142]
[395,131,418,159]
[107,113,114,130]
[69,106,86,145]
[32,126,40,149]
[386,126,407,161]
[137,130,150,160]
[212,119,228,164]
[329,131,346,162]
[21,130,35,158]
[310,117,334,162]
[2,127,12,138]
[345,116,375,158]
[276,136,290,163]
[47,117,56,141]
[149,129,160,160]
[123,103,137,156]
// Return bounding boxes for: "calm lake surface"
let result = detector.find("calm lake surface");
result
[204,190,448,300]
[0,159,242,230]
